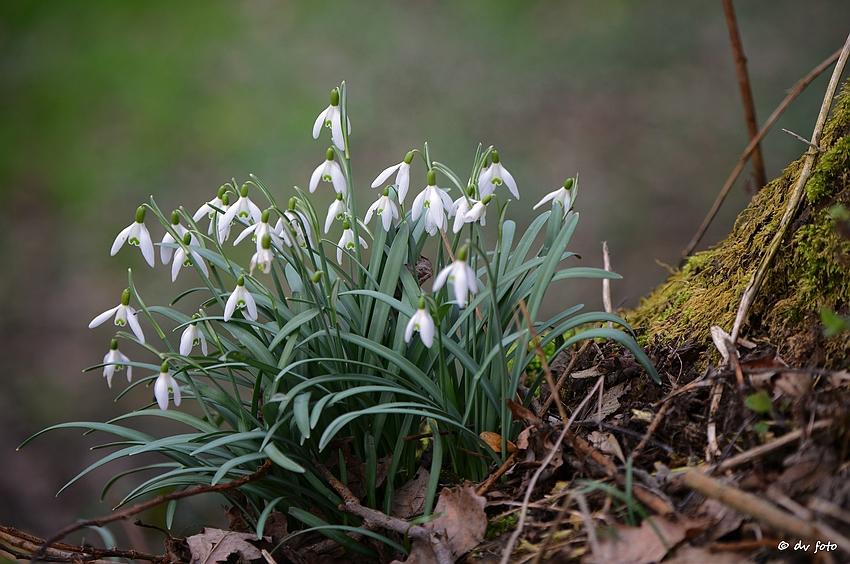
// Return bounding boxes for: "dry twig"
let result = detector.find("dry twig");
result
[731,31,850,342]
[681,46,843,259]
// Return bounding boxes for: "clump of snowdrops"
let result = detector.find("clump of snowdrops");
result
[26,82,657,548]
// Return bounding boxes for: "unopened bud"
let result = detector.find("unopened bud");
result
[221,193,231,206]
[418,297,426,309]
[237,276,245,287]
[160,361,169,373]
[121,288,131,306]
[427,170,436,186]
[326,147,335,161]
[261,209,271,223]
[342,219,351,230]
[182,232,192,245]
[491,151,500,164]
[110,339,119,351]
[564,178,574,190]
[457,245,468,262]
[170,211,180,225]
[289,197,297,211]
[330,88,340,106]
[482,194,492,205]
[312,271,324,283]
[217,186,228,199]
[135,206,146,224]
[404,151,415,165]
[240,184,249,198]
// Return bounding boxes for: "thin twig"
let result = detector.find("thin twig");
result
[722,0,766,189]
[499,376,604,564]
[630,401,670,459]
[681,46,842,260]
[781,128,826,153]
[518,299,568,424]
[713,419,832,473]
[32,459,272,563]
[601,242,613,329]
[0,526,161,563]
[477,451,520,496]
[731,32,850,342]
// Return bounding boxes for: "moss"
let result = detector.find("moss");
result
[626,79,850,369]
[486,513,518,539]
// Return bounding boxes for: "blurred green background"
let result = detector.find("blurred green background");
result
[1,0,848,554]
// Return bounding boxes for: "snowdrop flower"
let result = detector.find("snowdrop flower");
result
[234,209,281,249]
[432,246,478,308]
[154,362,181,411]
[336,220,368,264]
[411,170,453,236]
[219,184,262,241]
[533,177,578,212]
[479,151,519,199]
[160,210,189,265]
[224,276,258,322]
[309,148,347,195]
[250,234,274,274]
[193,186,229,236]
[171,232,209,282]
[312,88,350,151]
[404,298,435,348]
[325,193,346,234]
[371,151,414,203]
[179,320,208,356]
[365,187,399,232]
[276,203,315,249]
[450,193,490,233]
[89,288,145,344]
[111,206,155,267]
[102,339,131,388]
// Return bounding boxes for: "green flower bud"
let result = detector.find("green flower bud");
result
[237,276,245,287]
[217,186,228,199]
[289,197,297,211]
[221,193,231,206]
[342,218,351,230]
[170,211,180,225]
[491,150,500,164]
[135,206,146,224]
[482,194,492,205]
[261,209,271,223]
[261,234,271,250]
[457,245,468,262]
[240,184,249,198]
[404,151,415,165]
[418,296,426,309]
[160,361,170,373]
[121,288,131,306]
[312,271,323,283]
[427,170,436,186]
[383,187,390,197]
[466,185,475,197]
[110,338,119,351]
[564,178,574,190]
[326,147,335,161]
[330,88,340,106]
[182,232,192,245]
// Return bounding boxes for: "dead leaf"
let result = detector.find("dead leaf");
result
[391,484,487,564]
[588,431,625,464]
[186,528,265,564]
[582,517,691,564]
[480,431,517,453]
[392,468,429,518]
[507,399,543,427]
[595,383,626,421]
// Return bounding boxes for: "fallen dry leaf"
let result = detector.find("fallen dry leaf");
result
[582,517,693,564]
[480,431,517,453]
[186,527,265,564]
[392,484,487,564]
[392,468,430,518]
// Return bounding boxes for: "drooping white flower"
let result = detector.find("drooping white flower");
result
[411,171,453,236]
[404,301,435,348]
[179,322,208,356]
[219,185,262,241]
[89,289,145,344]
[432,247,478,308]
[533,177,578,212]
[102,339,132,388]
[309,148,347,195]
[312,88,350,151]
[336,221,368,264]
[224,276,258,322]
[450,194,488,233]
[171,232,209,281]
[276,208,315,249]
[154,363,181,411]
[111,206,155,267]
[371,151,414,203]
[478,151,519,199]
[250,234,274,274]
[365,188,400,232]
[324,193,346,234]
[193,186,229,236]
[160,211,188,264]
[233,209,282,249]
